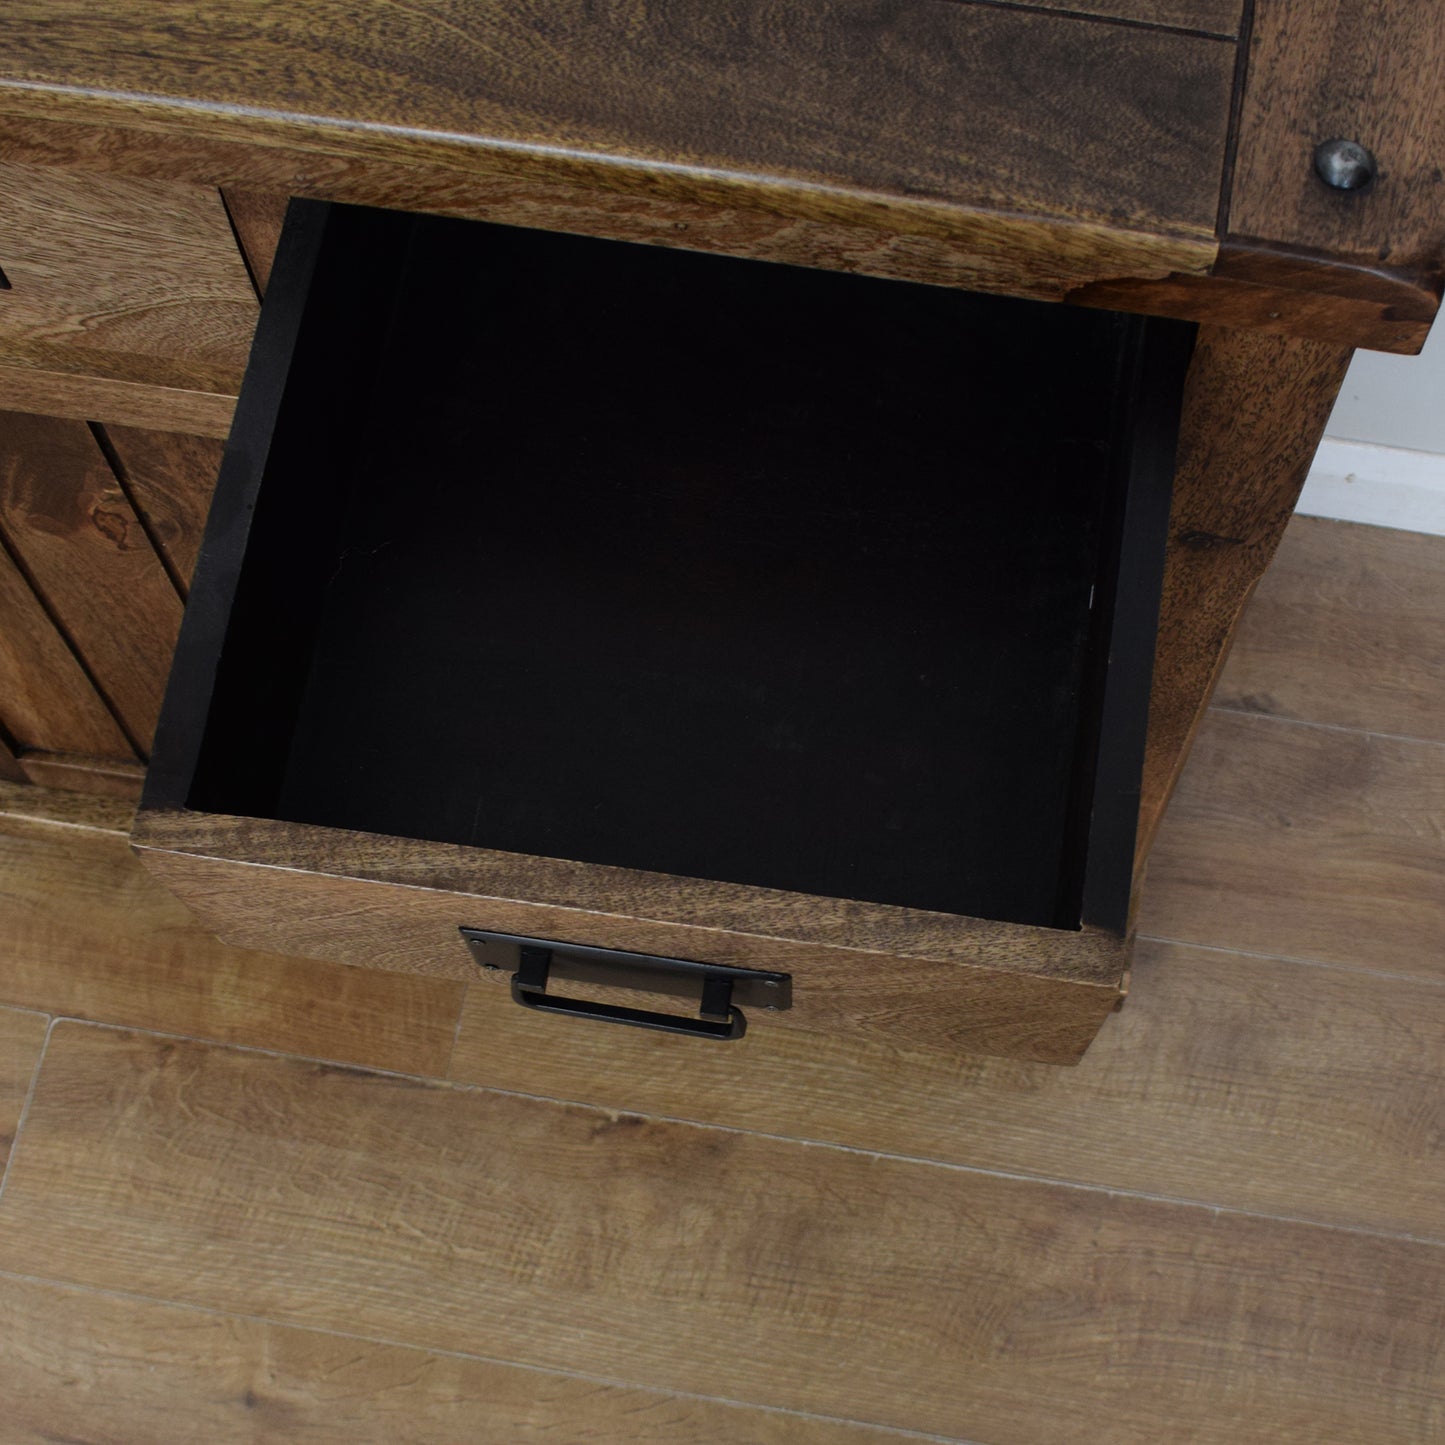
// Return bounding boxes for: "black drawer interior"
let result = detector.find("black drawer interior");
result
[148,202,1191,935]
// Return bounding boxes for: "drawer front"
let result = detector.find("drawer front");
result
[135,200,1191,1066]
[0,162,258,397]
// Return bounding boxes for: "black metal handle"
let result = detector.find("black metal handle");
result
[510,945,747,1039]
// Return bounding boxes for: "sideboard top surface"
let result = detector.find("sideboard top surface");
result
[0,1,1441,350]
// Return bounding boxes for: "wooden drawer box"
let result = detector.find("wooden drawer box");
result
[132,201,1192,1065]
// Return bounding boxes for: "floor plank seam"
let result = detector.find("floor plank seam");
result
[36,1014,1445,1250]
[0,1012,55,1210]
[1206,702,1445,751]
[0,1265,982,1445]
[0,808,133,837]
[1134,932,1445,988]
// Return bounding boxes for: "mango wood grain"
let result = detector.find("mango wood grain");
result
[1024,0,1242,32]
[220,188,290,299]
[452,935,1445,1241]
[0,1277,912,1445]
[1230,2,1445,299]
[0,411,183,754]
[97,424,224,593]
[131,810,1127,1065]
[0,161,257,395]
[1216,515,1445,743]
[0,529,133,759]
[0,364,236,436]
[16,751,145,801]
[0,1008,47,1177]
[1136,326,1351,867]
[0,3,1233,229]
[0,777,133,833]
[1141,709,1445,980]
[0,8,1234,319]
[0,812,465,1077]
[5,1021,1444,1445]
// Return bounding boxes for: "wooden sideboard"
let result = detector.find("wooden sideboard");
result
[0,1,1437,1060]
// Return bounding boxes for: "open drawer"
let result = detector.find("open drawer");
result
[133,201,1193,1065]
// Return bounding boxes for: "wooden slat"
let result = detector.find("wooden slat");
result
[3,1022,1443,1445]
[0,1007,48,1175]
[0,410,183,752]
[1215,515,1445,743]
[16,751,145,800]
[0,734,23,783]
[0,161,257,395]
[0,776,134,833]
[449,935,1445,1241]
[98,425,223,593]
[220,188,290,299]
[1137,326,1351,869]
[0,364,236,436]
[1229,2,1445,303]
[0,814,466,1077]
[0,530,132,759]
[1141,709,1445,980]
[0,1276,909,1445]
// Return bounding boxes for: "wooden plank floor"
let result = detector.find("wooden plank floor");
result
[0,513,1442,1443]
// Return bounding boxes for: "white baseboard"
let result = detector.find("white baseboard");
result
[1296,438,1445,537]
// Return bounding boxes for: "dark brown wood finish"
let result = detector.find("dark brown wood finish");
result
[0,412,183,754]
[1230,2,1445,298]
[1023,0,1243,31]
[1136,324,1352,868]
[0,3,1235,230]
[0,526,132,759]
[0,1,1237,319]
[96,426,224,594]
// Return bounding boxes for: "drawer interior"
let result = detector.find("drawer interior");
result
[149,202,1191,938]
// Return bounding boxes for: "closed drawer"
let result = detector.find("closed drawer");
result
[133,201,1192,1065]
[0,162,257,397]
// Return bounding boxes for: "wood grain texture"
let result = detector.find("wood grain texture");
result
[0,161,257,394]
[16,751,145,800]
[0,410,183,753]
[4,1021,1444,1445]
[220,188,290,298]
[1066,264,1431,353]
[1216,515,1445,742]
[0,1008,47,1176]
[0,1276,912,1445]
[0,5,1233,316]
[0,814,465,1076]
[1022,0,1242,33]
[0,776,134,834]
[98,424,223,593]
[0,364,236,436]
[130,811,1127,1065]
[0,530,132,758]
[1137,326,1351,867]
[452,935,1445,1241]
[1230,1,1445,295]
[0,3,1234,231]
[1141,709,1445,980]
